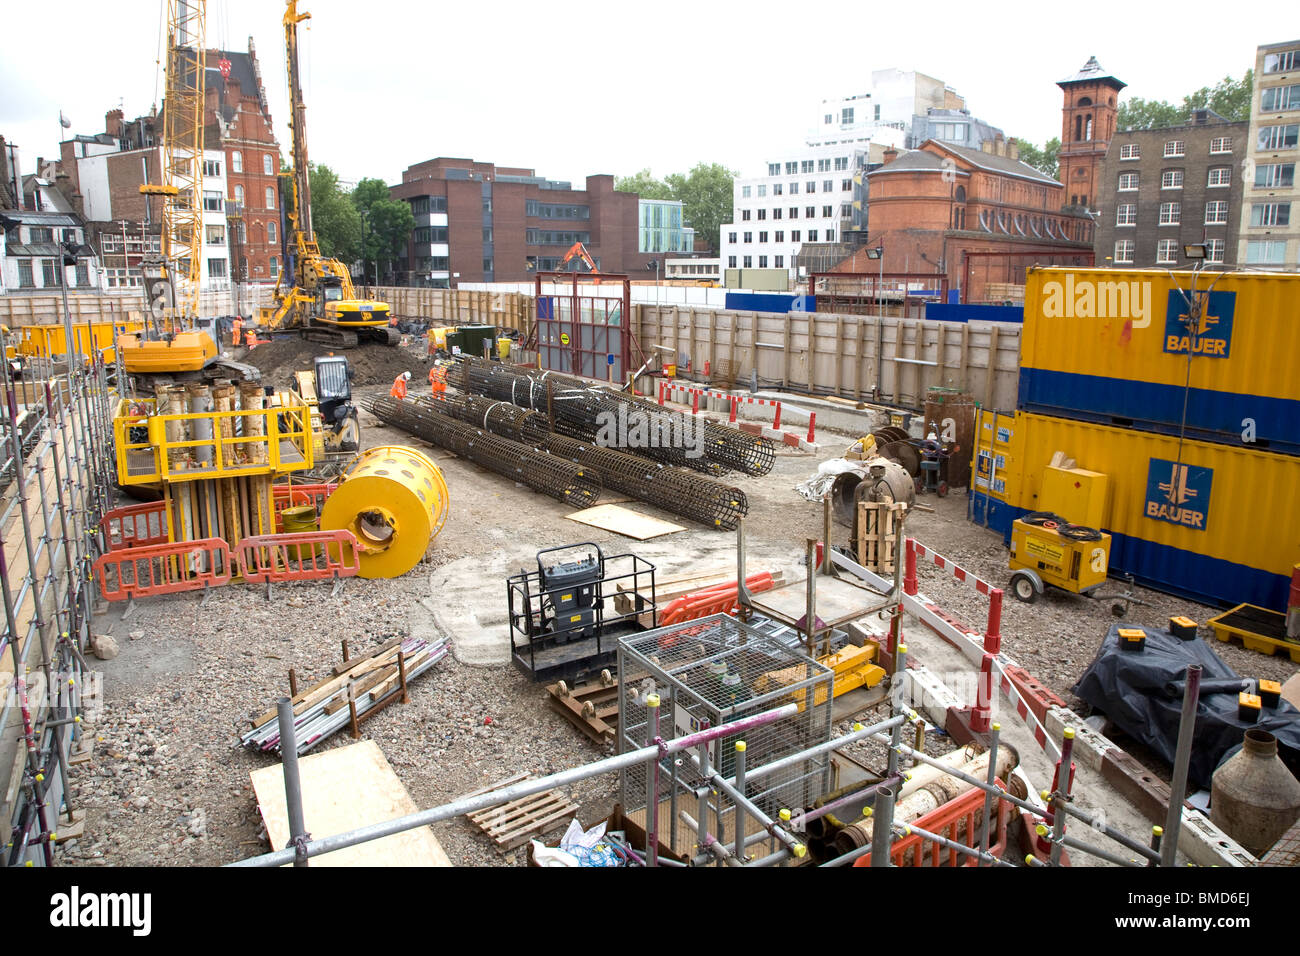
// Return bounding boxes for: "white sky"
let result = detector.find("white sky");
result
[0,0,1282,190]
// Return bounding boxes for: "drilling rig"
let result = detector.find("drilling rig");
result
[254,0,398,349]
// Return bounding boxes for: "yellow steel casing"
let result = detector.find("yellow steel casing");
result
[118,330,217,373]
[1020,267,1300,454]
[1039,465,1109,529]
[1009,519,1111,594]
[18,320,145,364]
[319,445,449,579]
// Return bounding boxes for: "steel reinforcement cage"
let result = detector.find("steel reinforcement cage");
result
[618,614,833,859]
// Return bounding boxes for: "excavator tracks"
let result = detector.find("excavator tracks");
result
[304,328,360,349]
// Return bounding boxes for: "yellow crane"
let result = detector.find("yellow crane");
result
[254,0,397,348]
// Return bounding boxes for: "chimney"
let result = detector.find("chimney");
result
[980,140,994,154]
[994,133,1007,158]
[1007,137,1019,161]
[883,147,899,164]
[105,109,124,137]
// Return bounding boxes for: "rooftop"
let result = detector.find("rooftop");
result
[1058,55,1126,90]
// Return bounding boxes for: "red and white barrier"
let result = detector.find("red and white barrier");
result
[656,379,818,451]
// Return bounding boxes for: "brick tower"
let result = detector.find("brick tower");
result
[1057,56,1125,211]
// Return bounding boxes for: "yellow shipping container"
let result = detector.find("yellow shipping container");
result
[1019,267,1300,455]
[970,408,1300,612]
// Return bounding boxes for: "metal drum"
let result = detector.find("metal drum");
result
[320,445,450,579]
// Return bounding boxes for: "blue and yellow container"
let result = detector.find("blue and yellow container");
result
[1018,268,1300,456]
[970,408,1300,613]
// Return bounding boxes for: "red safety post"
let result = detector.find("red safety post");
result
[657,380,665,407]
[904,538,918,596]
[773,402,782,430]
[704,360,711,377]
[729,396,737,424]
[807,412,816,443]
[985,588,1003,656]
[692,390,699,416]
[972,652,994,733]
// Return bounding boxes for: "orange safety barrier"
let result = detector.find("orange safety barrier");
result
[271,482,339,532]
[854,778,1012,868]
[100,500,169,551]
[235,529,361,584]
[659,572,776,626]
[94,538,234,602]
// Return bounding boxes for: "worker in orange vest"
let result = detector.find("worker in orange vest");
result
[231,317,242,347]
[390,371,411,400]
[428,362,447,398]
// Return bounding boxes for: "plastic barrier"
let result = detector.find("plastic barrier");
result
[100,500,169,551]
[94,538,234,602]
[659,573,776,626]
[271,482,339,532]
[854,779,1011,868]
[235,529,362,584]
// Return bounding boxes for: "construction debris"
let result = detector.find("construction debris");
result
[462,772,580,851]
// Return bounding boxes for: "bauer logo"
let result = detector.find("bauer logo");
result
[1144,458,1213,530]
[1163,290,1235,358]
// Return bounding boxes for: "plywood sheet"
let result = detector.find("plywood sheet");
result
[250,740,451,867]
[564,504,685,540]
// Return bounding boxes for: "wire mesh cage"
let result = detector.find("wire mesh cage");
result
[618,614,833,860]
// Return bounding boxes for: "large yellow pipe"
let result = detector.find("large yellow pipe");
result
[320,445,449,578]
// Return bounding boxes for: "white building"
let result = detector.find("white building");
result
[0,208,100,295]
[1237,40,1300,270]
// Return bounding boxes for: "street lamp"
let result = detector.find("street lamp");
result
[865,243,884,316]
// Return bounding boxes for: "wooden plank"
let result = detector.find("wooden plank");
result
[563,504,685,541]
[250,740,452,866]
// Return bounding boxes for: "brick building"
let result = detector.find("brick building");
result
[832,139,1094,301]
[1057,56,1125,212]
[1093,111,1247,268]
[389,158,657,287]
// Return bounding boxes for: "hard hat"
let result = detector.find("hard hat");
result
[403,371,411,380]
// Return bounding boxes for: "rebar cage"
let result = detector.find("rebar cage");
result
[618,614,833,859]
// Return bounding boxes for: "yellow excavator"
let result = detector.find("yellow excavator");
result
[254,0,397,349]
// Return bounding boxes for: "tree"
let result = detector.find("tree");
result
[1117,69,1254,130]
[1117,97,1183,131]
[665,163,737,255]
[309,163,361,264]
[614,169,673,200]
[1016,137,1061,178]
[352,178,413,285]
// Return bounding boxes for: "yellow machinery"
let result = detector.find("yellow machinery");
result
[253,1,397,350]
[283,355,361,478]
[753,642,886,712]
[1008,516,1111,603]
[320,446,450,579]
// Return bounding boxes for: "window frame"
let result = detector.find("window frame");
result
[1113,240,1134,264]
[1119,143,1140,160]
[1156,238,1178,264]
[1115,203,1137,226]
[1161,170,1184,190]
[1163,140,1185,158]
[1118,172,1139,191]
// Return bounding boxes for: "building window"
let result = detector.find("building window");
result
[874,105,881,120]
[264,154,274,175]
[1113,240,1134,264]
[483,227,493,242]
[75,262,90,287]
[758,231,768,243]
[232,151,242,173]
[525,201,589,219]
[741,210,751,221]
[805,206,815,218]
[1119,143,1140,160]
[235,184,244,205]
[524,229,588,245]
[269,257,279,278]
[1156,239,1178,264]
[1255,163,1296,188]
[267,220,277,243]
[483,258,494,273]
[806,181,816,193]
[1209,136,1232,154]
[757,209,766,220]
[205,225,225,245]
[29,226,53,243]
[1207,167,1231,188]
[768,163,780,176]
[1204,201,1230,225]
[824,114,833,125]
[823,180,833,192]
[841,107,855,125]
[759,256,768,268]
[789,207,799,218]
[773,208,782,219]
[790,183,799,195]
[785,162,797,175]
[743,232,752,243]
[1250,202,1291,227]
[773,183,783,196]
[1262,84,1300,112]
[743,256,752,268]
[728,232,737,244]
[775,231,784,242]
[742,186,751,198]
[1246,240,1287,264]
[817,159,829,172]
[1159,202,1181,225]
[1163,141,1185,158]
[1258,124,1299,150]
[1206,239,1225,263]
[801,160,814,173]
[775,255,784,268]
[826,229,835,242]
[1161,170,1183,189]
[835,156,848,171]
[1118,172,1139,191]
[808,229,818,242]
[17,260,33,287]
[728,256,737,268]
[822,205,833,218]
[1116,204,1137,226]
[203,191,223,212]
[203,158,221,177]
[791,230,801,242]
[265,187,276,209]
[842,179,851,191]
[207,259,227,279]
[1264,50,1298,73]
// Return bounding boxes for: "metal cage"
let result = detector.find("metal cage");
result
[618,614,833,859]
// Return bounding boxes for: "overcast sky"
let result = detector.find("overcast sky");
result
[0,0,1280,190]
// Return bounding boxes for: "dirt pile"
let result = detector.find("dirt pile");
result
[241,335,430,388]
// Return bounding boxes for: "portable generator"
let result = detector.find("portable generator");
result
[538,549,601,644]
[1008,513,1110,603]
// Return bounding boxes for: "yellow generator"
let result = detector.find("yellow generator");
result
[1008,514,1110,604]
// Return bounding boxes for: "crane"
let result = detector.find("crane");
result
[560,241,599,275]
[253,0,397,348]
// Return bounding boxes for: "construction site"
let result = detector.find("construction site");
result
[2,1,1298,878]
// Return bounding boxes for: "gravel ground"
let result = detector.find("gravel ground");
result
[60,396,1297,866]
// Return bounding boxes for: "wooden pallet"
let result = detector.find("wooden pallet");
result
[466,783,580,852]
[855,501,907,573]
[547,674,621,745]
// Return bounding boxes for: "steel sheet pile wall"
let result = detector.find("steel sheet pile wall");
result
[450,357,776,477]
[423,393,749,530]
[972,267,1300,611]
[366,398,602,507]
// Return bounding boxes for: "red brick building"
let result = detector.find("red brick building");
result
[1056,56,1125,212]
[833,139,1094,302]
[204,44,283,283]
[390,158,656,287]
